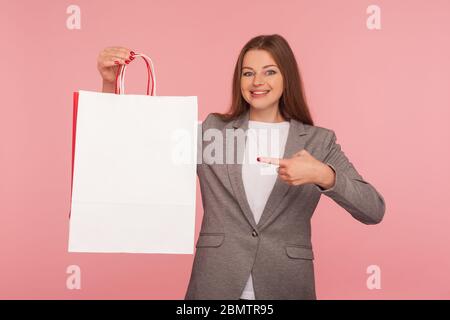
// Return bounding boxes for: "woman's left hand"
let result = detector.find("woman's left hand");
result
[258,149,336,189]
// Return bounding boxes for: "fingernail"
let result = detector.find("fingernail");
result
[130,51,135,56]
[125,60,130,64]
[257,157,260,162]
[129,56,135,60]
[114,61,120,64]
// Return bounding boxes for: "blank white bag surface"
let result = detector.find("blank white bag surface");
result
[68,90,198,254]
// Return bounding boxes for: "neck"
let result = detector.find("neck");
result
[249,107,285,123]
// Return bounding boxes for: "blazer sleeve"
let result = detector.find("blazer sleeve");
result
[314,130,386,225]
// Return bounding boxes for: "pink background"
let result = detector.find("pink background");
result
[1,0,449,299]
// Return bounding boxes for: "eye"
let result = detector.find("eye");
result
[242,70,277,77]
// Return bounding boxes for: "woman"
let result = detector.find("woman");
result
[97,34,386,300]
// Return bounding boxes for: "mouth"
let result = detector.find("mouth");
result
[250,90,270,98]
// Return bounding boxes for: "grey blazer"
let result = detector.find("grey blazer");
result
[185,109,385,300]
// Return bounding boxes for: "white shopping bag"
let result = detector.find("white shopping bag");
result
[68,53,198,254]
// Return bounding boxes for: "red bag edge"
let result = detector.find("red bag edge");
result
[70,92,79,219]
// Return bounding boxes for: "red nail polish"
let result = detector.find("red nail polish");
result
[130,51,135,56]
[129,56,135,60]
[125,60,130,64]
[114,61,120,64]
[257,157,260,161]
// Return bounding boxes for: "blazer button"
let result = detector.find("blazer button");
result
[252,230,258,237]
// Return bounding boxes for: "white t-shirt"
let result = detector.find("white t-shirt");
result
[240,120,290,300]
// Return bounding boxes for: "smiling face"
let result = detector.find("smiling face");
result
[240,49,284,115]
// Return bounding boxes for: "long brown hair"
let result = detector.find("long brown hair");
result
[212,34,314,125]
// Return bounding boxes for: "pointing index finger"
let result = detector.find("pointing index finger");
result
[257,157,287,167]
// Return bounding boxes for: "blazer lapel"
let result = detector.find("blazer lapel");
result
[226,109,309,231]
[256,118,308,230]
[226,110,257,229]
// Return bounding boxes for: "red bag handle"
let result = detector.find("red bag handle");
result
[115,53,156,96]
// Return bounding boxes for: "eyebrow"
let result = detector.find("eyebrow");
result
[242,65,278,70]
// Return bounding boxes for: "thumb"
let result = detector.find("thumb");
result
[294,149,309,157]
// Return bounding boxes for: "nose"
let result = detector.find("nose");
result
[252,72,265,86]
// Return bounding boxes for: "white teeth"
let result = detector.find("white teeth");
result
[251,90,269,95]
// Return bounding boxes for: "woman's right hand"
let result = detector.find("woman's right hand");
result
[97,46,135,85]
